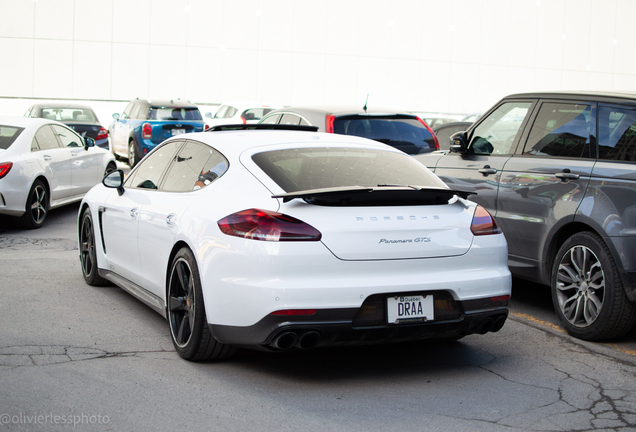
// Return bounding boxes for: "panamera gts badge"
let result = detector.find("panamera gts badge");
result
[379,237,431,244]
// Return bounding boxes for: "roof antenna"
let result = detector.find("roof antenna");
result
[363,94,369,113]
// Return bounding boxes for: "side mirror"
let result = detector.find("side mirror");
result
[84,137,95,150]
[205,112,213,119]
[112,113,120,121]
[449,131,468,153]
[103,169,125,196]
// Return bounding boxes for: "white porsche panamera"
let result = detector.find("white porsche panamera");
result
[78,124,511,361]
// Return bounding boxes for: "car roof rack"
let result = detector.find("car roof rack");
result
[206,124,319,132]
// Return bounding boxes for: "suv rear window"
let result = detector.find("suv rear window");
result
[148,107,202,121]
[0,125,24,149]
[333,116,436,155]
[252,147,447,193]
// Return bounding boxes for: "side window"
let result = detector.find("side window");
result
[33,125,62,151]
[130,104,142,120]
[260,113,281,124]
[124,140,183,189]
[598,106,636,162]
[280,114,301,125]
[52,125,82,147]
[137,104,150,120]
[469,102,532,155]
[523,102,594,158]
[214,106,228,119]
[161,141,228,192]
[225,107,238,118]
[122,103,135,119]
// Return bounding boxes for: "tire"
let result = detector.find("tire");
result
[167,248,236,361]
[128,139,139,168]
[552,232,636,341]
[79,207,109,286]
[13,179,48,229]
[104,162,117,178]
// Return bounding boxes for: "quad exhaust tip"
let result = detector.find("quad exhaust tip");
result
[271,331,321,351]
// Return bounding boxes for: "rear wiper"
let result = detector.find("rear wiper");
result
[376,184,420,190]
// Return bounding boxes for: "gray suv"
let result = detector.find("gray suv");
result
[414,91,636,341]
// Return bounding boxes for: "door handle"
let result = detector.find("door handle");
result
[478,165,497,175]
[166,213,176,227]
[43,155,52,161]
[130,208,138,219]
[555,169,580,181]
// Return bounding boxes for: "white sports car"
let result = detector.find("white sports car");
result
[78,124,511,361]
[0,116,116,229]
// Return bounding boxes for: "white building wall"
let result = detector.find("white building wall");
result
[0,0,635,117]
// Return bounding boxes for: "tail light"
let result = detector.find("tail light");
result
[0,162,13,179]
[96,127,109,141]
[218,209,322,242]
[204,124,210,130]
[471,205,501,236]
[142,123,152,139]
[325,114,335,133]
[240,117,247,124]
[416,117,440,151]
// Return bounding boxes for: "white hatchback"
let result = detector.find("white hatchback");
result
[78,125,511,361]
[0,116,116,229]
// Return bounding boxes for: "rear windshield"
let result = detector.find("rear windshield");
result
[333,116,436,155]
[0,125,25,149]
[149,107,202,121]
[41,107,96,122]
[252,147,447,193]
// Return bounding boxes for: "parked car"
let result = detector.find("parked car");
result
[411,112,465,128]
[203,101,283,127]
[259,106,440,155]
[0,116,116,229]
[432,121,474,152]
[78,124,511,362]
[109,99,206,167]
[414,91,636,341]
[24,103,109,149]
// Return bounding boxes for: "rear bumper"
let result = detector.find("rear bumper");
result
[209,291,509,350]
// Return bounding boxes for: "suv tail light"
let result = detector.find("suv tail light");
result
[96,127,108,141]
[471,205,501,236]
[239,117,247,124]
[416,117,440,151]
[142,123,152,139]
[218,209,322,241]
[0,162,13,179]
[325,114,335,133]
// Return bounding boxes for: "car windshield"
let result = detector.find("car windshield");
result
[252,147,447,193]
[333,116,436,155]
[0,125,25,149]
[149,107,202,121]
[41,108,96,122]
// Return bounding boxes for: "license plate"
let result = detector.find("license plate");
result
[171,129,185,135]
[387,295,434,324]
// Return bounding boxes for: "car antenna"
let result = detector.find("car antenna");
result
[363,94,369,113]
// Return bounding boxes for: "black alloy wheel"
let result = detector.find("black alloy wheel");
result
[79,207,108,286]
[167,247,235,361]
[14,179,47,229]
[552,232,636,341]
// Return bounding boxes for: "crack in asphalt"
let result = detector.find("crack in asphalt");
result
[0,345,172,367]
